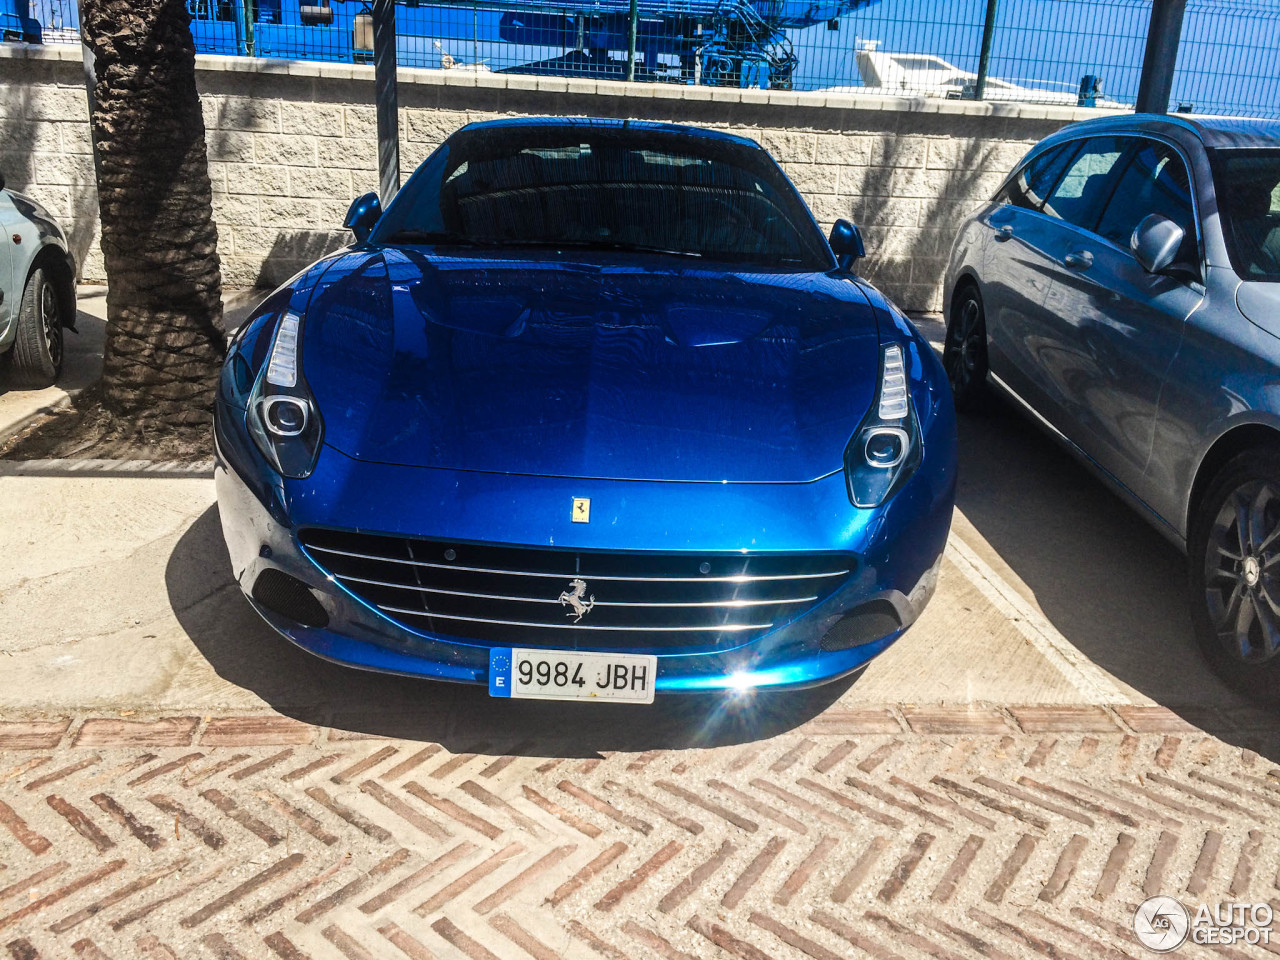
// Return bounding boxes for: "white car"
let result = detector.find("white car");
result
[826,44,1128,109]
[0,173,77,388]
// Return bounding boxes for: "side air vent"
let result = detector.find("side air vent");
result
[252,569,329,628]
[819,600,901,651]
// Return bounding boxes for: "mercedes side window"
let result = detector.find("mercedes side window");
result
[1096,140,1197,264]
[1002,142,1079,212]
[1211,149,1280,281]
[1041,136,1128,229]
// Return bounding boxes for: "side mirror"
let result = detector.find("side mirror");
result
[829,219,866,272]
[0,171,5,192]
[1131,213,1184,275]
[344,191,382,243]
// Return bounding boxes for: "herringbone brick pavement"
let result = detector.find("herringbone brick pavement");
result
[0,705,1278,959]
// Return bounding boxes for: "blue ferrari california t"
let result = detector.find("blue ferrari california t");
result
[213,117,957,701]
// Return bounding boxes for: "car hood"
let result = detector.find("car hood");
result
[302,248,882,483]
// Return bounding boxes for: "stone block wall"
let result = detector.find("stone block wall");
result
[0,45,1108,310]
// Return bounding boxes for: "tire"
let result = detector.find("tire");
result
[942,282,989,413]
[1189,448,1280,701]
[3,266,63,389]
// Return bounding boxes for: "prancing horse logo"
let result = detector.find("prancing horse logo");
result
[558,578,595,622]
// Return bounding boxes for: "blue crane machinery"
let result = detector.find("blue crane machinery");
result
[11,0,880,90]
[0,0,42,42]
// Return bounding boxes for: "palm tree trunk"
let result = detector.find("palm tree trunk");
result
[82,0,225,427]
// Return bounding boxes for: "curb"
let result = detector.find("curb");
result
[0,704,1270,751]
[0,458,214,478]
[0,393,73,445]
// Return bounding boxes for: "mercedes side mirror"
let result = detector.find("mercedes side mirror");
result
[1131,213,1184,275]
[344,191,382,243]
[829,219,866,272]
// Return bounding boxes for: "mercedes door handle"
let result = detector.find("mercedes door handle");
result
[1064,250,1094,270]
[993,225,1014,242]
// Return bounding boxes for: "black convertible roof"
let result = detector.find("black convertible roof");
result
[1181,116,1280,149]
[1043,112,1280,150]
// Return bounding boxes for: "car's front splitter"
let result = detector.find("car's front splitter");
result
[244,589,903,693]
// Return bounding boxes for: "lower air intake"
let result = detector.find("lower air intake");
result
[252,568,329,628]
[819,600,901,651]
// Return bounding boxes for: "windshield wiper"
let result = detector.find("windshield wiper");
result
[382,233,709,259]
[384,232,812,268]
[380,229,470,244]
[602,241,703,259]
[463,238,703,258]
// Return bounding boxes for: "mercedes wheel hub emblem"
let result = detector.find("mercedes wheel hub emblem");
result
[1245,556,1261,587]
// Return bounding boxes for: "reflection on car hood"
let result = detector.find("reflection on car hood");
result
[302,248,881,483]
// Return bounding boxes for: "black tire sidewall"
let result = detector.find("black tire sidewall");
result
[6,266,61,388]
[1188,447,1280,700]
[34,269,62,372]
[944,283,989,413]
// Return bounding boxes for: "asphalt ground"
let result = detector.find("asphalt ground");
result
[0,293,1275,958]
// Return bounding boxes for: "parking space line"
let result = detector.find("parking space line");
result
[944,534,1134,706]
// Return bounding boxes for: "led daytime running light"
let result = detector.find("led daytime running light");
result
[243,307,323,480]
[265,313,302,388]
[878,344,909,420]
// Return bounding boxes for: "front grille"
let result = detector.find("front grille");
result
[298,529,852,650]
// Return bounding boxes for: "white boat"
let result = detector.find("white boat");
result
[433,39,492,74]
[824,41,1127,109]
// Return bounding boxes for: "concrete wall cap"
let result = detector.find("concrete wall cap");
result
[0,42,81,62]
[0,42,1135,124]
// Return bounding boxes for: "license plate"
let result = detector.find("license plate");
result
[488,648,657,703]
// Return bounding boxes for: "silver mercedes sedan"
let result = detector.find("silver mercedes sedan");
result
[942,114,1280,699]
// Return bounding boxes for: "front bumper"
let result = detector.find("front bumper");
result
[214,399,955,693]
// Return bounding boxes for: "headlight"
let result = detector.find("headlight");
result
[844,343,922,507]
[247,311,324,478]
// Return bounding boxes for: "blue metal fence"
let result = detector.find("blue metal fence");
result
[6,0,1280,117]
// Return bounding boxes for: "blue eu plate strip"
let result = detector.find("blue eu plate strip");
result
[488,648,513,697]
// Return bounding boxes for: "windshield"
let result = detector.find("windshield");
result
[1212,148,1280,282]
[371,125,834,270]
[893,55,952,72]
